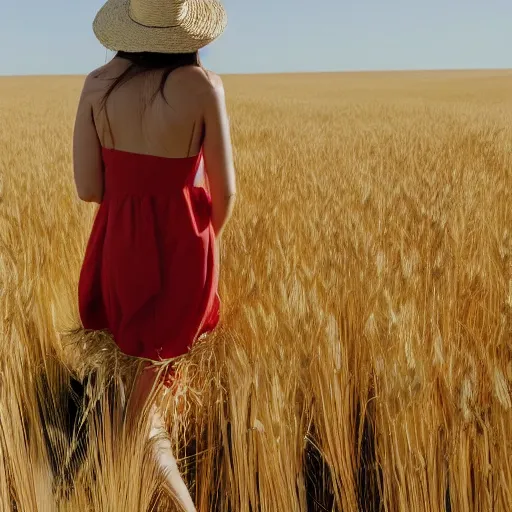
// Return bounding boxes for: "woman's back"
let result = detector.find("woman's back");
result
[74,55,236,236]
[86,57,220,159]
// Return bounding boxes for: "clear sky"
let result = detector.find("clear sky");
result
[1,0,511,75]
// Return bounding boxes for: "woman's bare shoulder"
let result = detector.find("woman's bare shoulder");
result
[82,60,127,94]
[171,66,224,95]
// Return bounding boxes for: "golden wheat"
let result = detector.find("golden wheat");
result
[0,70,510,511]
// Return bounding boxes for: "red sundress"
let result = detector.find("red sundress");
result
[78,147,221,386]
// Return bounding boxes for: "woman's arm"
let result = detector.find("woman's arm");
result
[73,75,104,204]
[201,74,237,241]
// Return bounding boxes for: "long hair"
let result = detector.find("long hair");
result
[100,50,202,111]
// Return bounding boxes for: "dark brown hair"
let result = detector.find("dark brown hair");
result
[100,50,202,112]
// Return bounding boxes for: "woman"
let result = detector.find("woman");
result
[72,0,236,509]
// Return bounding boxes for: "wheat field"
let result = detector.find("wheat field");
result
[0,70,510,512]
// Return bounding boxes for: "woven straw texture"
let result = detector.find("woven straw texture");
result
[93,0,227,54]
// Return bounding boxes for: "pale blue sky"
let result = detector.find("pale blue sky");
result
[1,0,511,75]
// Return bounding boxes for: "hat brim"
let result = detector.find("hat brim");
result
[93,0,227,54]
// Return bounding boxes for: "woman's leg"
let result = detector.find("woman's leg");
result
[124,362,196,512]
[149,403,197,511]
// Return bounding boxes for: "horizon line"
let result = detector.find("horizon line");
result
[1,66,511,78]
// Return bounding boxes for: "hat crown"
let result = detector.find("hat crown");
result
[129,0,189,28]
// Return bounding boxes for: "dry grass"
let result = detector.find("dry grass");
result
[0,69,510,511]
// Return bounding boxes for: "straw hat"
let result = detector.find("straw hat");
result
[93,0,227,54]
